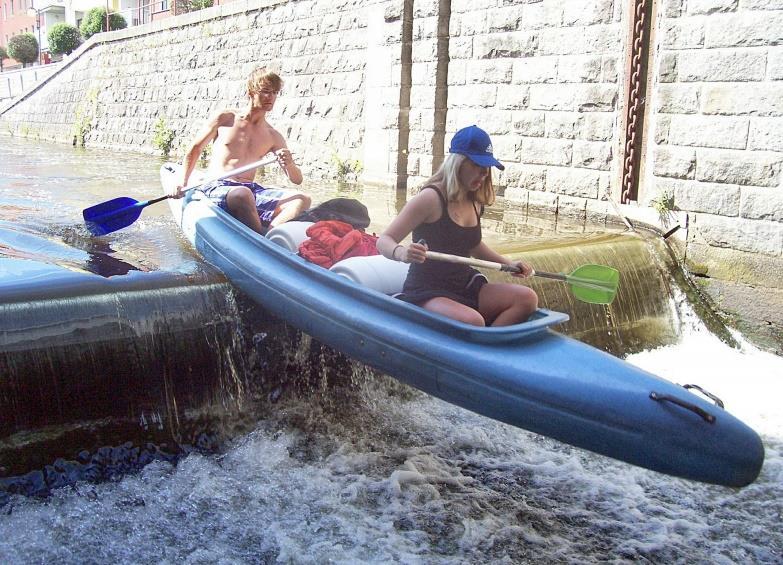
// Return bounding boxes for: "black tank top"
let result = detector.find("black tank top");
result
[404,186,482,293]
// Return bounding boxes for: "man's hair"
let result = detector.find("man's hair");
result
[423,153,495,205]
[247,68,283,97]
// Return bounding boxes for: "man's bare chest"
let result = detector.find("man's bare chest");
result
[218,124,273,153]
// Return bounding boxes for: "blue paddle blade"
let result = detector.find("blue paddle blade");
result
[83,197,145,236]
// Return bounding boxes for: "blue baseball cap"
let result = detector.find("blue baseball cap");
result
[449,125,505,170]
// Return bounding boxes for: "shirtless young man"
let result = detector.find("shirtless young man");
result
[169,67,311,234]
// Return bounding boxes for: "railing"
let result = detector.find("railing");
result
[0,62,63,102]
[119,0,171,26]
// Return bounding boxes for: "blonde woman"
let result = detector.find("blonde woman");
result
[377,125,538,327]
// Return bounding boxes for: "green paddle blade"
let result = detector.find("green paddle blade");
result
[566,264,619,305]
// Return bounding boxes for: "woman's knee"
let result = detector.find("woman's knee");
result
[480,285,537,324]
[519,287,538,311]
[457,309,486,327]
[423,299,485,326]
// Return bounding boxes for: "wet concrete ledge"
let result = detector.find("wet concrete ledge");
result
[0,259,247,474]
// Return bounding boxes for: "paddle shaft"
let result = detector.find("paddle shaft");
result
[163,154,279,203]
[83,154,281,235]
[425,251,565,281]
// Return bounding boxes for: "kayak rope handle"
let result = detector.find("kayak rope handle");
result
[649,391,716,424]
[682,383,725,409]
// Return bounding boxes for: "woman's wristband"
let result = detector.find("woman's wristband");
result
[391,244,404,260]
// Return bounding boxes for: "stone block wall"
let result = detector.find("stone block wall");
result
[0,0,393,183]
[441,0,623,227]
[650,0,783,284]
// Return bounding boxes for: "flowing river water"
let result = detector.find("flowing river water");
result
[0,137,781,563]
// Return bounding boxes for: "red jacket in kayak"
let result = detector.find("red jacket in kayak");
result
[298,220,379,268]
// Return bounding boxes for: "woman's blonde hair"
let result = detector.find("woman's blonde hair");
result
[247,68,283,97]
[423,153,495,206]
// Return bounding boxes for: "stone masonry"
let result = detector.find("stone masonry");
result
[1,0,782,291]
[652,0,783,287]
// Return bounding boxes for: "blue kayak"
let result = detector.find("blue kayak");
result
[162,164,764,487]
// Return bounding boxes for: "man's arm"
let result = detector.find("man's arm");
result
[276,147,303,185]
[168,111,229,197]
[270,130,303,185]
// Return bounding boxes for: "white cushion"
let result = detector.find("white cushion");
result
[265,221,314,252]
[330,255,410,295]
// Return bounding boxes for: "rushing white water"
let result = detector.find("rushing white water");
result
[0,326,780,563]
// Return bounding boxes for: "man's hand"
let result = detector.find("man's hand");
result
[276,148,295,169]
[167,183,186,199]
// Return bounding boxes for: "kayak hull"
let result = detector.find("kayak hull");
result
[163,165,764,487]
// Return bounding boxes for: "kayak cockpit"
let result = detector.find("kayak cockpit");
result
[265,220,569,344]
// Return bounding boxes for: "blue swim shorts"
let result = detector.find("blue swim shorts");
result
[200,179,291,225]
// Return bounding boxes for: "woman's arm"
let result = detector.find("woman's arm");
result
[377,189,441,263]
[471,241,534,277]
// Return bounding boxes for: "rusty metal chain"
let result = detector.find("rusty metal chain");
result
[621,0,647,204]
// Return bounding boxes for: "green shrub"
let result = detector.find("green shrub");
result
[48,23,81,55]
[80,8,127,40]
[175,0,213,14]
[7,34,39,67]
[153,118,176,157]
[72,88,100,147]
[199,144,212,167]
[332,153,363,182]
[0,46,7,72]
[649,188,676,226]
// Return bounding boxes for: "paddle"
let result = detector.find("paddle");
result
[425,251,620,305]
[83,154,279,236]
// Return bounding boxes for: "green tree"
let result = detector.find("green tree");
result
[48,23,81,55]
[79,8,127,40]
[7,34,39,67]
[174,0,213,15]
[0,46,7,72]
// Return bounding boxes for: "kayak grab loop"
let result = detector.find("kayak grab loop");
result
[682,383,725,409]
[649,392,717,424]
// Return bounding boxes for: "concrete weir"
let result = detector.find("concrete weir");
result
[0,261,255,477]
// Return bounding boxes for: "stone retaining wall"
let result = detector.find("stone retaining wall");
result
[1,0,781,287]
[651,0,783,284]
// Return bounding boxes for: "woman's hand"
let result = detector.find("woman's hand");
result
[509,259,535,278]
[396,240,428,263]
